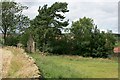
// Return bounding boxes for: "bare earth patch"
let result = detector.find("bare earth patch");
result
[1,48,13,78]
[1,47,41,78]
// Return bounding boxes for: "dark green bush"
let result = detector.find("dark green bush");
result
[6,35,19,46]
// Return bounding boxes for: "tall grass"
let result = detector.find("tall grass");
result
[29,53,118,78]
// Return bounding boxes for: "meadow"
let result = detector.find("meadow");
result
[29,53,118,78]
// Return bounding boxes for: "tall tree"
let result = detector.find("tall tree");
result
[70,17,116,58]
[71,17,94,56]
[30,2,69,52]
[1,1,29,45]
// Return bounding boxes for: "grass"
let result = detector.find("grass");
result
[8,57,23,77]
[29,53,118,78]
[6,47,24,77]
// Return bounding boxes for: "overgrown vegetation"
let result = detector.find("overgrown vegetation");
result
[1,1,29,45]
[1,1,116,58]
[5,35,19,46]
[0,36,3,46]
[1,1,118,78]
[115,41,120,47]
[21,2,116,58]
[29,53,118,78]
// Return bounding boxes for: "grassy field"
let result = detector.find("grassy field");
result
[29,53,118,78]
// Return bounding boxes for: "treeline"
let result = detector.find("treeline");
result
[1,1,116,58]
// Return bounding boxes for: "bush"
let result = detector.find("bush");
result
[6,35,19,46]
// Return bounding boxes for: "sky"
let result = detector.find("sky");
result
[14,0,119,33]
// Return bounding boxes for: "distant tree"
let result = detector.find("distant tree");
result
[90,27,116,58]
[70,17,116,58]
[71,17,94,56]
[1,1,29,45]
[90,26,106,57]
[104,30,116,57]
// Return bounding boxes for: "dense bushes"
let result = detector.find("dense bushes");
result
[67,17,116,58]
[35,17,116,58]
[0,37,4,46]
[23,15,115,58]
[4,2,116,58]
[5,35,19,46]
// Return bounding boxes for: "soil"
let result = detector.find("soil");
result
[0,47,40,78]
[0,48,13,77]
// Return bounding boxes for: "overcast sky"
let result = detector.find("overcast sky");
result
[15,0,119,33]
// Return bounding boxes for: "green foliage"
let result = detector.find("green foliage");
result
[1,1,29,45]
[29,9,116,58]
[0,37,4,46]
[3,1,116,58]
[47,34,70,54]
[70,17,94,56]
[19,29,30,47]
[70,17,116,58]
[90,29,116,58]
[30,2,69,52]
[115,41,120,47]
[6,35,19,46]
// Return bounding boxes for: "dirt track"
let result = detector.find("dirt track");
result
[0,48,2,79]
[0,47,40,78]
[0,48,13,77]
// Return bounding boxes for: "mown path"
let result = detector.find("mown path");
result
[0,47,41,78]
[0,48,13,78]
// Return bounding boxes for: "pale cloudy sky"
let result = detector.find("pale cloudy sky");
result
[14,0,119,33]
